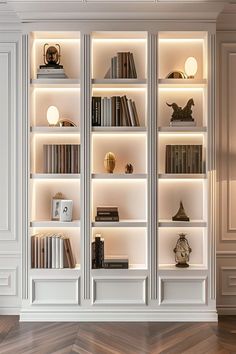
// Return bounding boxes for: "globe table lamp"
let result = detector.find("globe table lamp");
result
[184,57,198,79]
[47,105,59,126]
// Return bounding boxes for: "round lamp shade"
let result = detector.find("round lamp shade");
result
[47,106,60,126]
[184,57,198,78]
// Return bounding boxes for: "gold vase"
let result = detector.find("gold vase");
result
[104,152,116,173]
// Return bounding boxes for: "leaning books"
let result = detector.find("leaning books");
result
[104,52,137,79]
[91,95,140,127]
[31,234,75,269]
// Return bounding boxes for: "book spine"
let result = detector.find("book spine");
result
[52,236,56,269]
[59,237,64,269]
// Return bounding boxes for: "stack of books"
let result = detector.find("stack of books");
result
[105,52,137,79]
[43,144,80,173]
[31,234,75,269]
[37,67,68,79]
[92,96,140,127]
[95,206,119,222]
[91,235,104,269]
[165,145,203,173]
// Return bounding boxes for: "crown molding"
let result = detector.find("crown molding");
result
[5,1,227,22]
[217,3,236,30]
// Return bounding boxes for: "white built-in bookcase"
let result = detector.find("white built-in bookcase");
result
[22,26,216,322]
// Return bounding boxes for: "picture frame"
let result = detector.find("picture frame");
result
[59,200,73,222]
[51,192,64,221]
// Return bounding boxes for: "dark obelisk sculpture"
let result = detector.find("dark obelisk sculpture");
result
[172,201,190,222]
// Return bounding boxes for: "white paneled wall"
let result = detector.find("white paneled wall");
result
[0,34,22,313]
[217,33,236,314]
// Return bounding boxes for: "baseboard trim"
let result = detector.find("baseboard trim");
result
[217,307,236,315]
[0,307,20,315]
[20,310,218,322]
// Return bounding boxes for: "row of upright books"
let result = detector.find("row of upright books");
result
[92,235,129,269]
[31,234,75,269]
[43,144,80,173]
[105,52,137,79]
[92,96,140,127]
[165,145,203,174]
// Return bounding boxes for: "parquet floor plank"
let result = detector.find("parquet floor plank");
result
[0,316,235,354]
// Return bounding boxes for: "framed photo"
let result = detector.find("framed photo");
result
[60,200,73,222]
[51,192,64,221]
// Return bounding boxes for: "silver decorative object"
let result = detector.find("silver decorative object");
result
[173,233,192,268]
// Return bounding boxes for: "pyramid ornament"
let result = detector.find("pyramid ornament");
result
[172,201,190,222]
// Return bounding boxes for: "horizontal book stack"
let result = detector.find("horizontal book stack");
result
[105,52,137,79]
[91,235,104,269]
[31,234,75,269]
[104,256,129,269]
[91,235,129,269]
[43,144,80,173]
[165,145,203,173]
[92,96,140,127]
[37,67,68,79]
[95,206,119,222]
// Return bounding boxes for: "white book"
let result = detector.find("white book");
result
[127,99,136,126]
[59,238,64,269]
[47,236,51,269]
[37,68,65,74]
[44,237,47,268]
[170,121,196,127]
[51,236,56,269]
[55,236,60,269]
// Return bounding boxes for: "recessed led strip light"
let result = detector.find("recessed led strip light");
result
[92,39,146,43]
[159,39,204,43]
[93,87,145,92]
[159,88,204,92]
[34,39,80,43]
[33,88,80,92]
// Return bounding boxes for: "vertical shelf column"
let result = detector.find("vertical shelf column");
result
[22,33,30,300]
[147,33,158,300]
[207,32,216,301]
[80,32,92,300]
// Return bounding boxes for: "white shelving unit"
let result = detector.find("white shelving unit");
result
[21,27,216,322]
[29,31,81,280]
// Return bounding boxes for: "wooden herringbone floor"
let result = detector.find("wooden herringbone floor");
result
[0,316,235,354]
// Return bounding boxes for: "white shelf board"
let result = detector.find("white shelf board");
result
[158,220,207,227]
[91,265,147,272]
[31,79,80,87]
[92,79,146,87]
[158,79,207,87]
[158,173,207,179]
[31,127,80,134]
[159,264,207,271]
[30,173,80,179]
[30,265,81,271]
[92,126,146,133]
[158,127,207,133]
[92,173,147,179]
[30,220,80,228]
[92,220,147,228]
